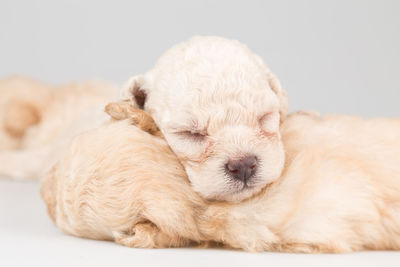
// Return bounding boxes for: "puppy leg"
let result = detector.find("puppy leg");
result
[113,222,190,248]
[198,205,280,252]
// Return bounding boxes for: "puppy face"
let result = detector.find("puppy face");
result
[122,36,288,202]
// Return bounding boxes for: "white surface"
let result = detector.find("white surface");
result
[1,179,400,267]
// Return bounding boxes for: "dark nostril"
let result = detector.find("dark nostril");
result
[226,155,258,182]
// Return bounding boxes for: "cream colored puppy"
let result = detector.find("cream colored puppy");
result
[0,76,118,180]
[42,104,400,253]
[122,36,288,202]
[41,107,205,248]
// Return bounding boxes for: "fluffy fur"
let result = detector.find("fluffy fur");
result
[2,37,286,201]
[122,36,288,202]
[0,76,118,180]
[2,36,400,253]
[42,104,400,253]
[41,110,203,248]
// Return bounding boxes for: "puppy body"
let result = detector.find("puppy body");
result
[42,110,400,252]
[211,113,400,252]
[0,76,118,180]
[117,36,400,251]
[41,118,207,248]
[2,38,399,252]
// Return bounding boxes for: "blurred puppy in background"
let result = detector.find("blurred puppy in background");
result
[0,76,118,180]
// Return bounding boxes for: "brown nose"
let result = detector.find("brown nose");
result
[226,155,257,182]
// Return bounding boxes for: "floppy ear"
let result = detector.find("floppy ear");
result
[105,101,133,121]
[105,102,163,137]
[120,74,147,109]
[267,72,289,123]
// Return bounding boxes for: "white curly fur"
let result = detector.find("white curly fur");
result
[122,36,288,202]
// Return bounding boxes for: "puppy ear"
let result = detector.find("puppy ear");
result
[105,102,133,120]
[267,72,289,123]
[105,102,163,138]
[120,75,147,109]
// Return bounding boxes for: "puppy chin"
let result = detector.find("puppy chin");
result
[186,167,270,202]
[212,184,267,203]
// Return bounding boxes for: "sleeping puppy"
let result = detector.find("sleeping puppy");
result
[1,36,285,200]
[40,104,245,249]
[41,105,206,248]
[0,76,118,180]
[121,36,288,202]
[42,103,400,253]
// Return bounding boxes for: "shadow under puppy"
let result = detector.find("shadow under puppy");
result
[42,103,400,253]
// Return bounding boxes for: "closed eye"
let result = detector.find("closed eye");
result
[176,130,207,142]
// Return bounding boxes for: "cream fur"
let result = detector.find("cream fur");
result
[122,36,288,202]
[0,76,119,180]
[41,118,203,248]
[1,36,399,253]
[41,107,400,253]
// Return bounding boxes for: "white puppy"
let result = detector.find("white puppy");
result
[122,36,288,202]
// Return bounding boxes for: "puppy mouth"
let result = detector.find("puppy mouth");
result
[226,175,262,194]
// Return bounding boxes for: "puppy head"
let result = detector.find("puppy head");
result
[122,36,287,202]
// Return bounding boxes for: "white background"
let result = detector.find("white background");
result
[1,0,399,116]
[1,1,400,266]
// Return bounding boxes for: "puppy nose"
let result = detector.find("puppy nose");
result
[226,155,257,182]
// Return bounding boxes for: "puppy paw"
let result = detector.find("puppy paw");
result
[113,222,189,248]
[113,222,160,248]
[232,228,279,252]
